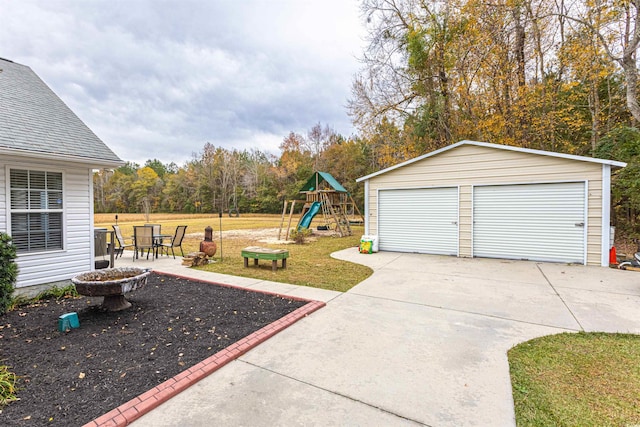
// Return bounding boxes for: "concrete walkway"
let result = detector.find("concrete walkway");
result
[118,250,640,426]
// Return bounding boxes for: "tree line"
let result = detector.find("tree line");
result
[95,0,640,238]
[347,0,640,238]
[93,123,372,216]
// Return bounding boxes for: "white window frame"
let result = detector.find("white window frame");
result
[8,167,65,254]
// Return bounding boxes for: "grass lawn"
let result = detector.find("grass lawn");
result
[196,232,369,292]
[95,213,372,292]
[95,212,285,232]
[509,332,640,426]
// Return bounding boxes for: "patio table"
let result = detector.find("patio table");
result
[132,233,173,259]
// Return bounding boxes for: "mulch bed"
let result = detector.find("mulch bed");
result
[0,273,307,426]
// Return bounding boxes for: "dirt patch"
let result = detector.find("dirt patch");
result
[187,227,287,242]
[0,273,306,426]
[186,227,341,245]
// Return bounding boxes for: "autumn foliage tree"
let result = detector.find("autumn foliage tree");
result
[93,0,640,236]
[349,0,637,157]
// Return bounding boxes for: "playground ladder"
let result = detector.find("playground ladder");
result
[320,195,332,228]
[321,192,352,237]
[339,202,352,236]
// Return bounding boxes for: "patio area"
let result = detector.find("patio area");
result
[119,249,640,426]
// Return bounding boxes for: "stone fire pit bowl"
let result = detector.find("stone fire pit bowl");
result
[72,267,152,311]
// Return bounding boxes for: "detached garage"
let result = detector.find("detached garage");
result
[356,141,626,266]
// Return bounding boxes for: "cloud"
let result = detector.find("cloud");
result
[0,0,365,165]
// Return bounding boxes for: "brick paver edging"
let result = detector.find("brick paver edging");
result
[83,274,325,427]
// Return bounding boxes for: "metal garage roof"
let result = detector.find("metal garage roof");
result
[356,140,627,182]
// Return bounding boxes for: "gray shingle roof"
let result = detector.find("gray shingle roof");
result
[0,58,123,166]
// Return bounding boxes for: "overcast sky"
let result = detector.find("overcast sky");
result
[1,0,366,166]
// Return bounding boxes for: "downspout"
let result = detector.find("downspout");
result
[364,180,369,235]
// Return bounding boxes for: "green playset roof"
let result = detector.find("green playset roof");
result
[300,171,347,193]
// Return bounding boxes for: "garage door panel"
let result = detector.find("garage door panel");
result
[473,182,585,263]
[378,187,458,255]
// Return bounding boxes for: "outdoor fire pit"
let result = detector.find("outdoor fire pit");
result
[71,267,151,311]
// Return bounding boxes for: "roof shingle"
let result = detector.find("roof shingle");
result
[0,58,123,166]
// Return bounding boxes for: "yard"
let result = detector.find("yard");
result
[1,213,637,425]
[509,332,640,426]
[95,213,371,292]
[0,273,308,426]
[0,213,370,425]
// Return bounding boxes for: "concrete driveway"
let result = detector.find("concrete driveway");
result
[131,249,640,426]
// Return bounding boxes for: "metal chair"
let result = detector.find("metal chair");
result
[133,225,155,261]
[158,225,187,259]
[112,225,134,258]
[145,223,163,256]
[145,224,162,239]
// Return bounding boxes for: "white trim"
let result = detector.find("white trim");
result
[89,169,96,271]
[356,140,627,182]
[583,180,589,265]
[7,165,66,254]
[601,164,612,266]
[364,180,370,235]
[471,178,589,188]
[471,185,475,258]
[456,186,460,257]
[375,187,379,236]
[0,147,123,168]
[374,184,460,192]
[3,165,9,233]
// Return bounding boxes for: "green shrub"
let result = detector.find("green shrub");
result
[0,363,17,406]
[34,285,78,301]
[290,228,312,244]
[9,285,78,310]
[0,233,18,316]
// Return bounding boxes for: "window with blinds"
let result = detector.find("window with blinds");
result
[9,169,63,253]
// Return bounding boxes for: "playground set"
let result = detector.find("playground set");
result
[278,172,363,240]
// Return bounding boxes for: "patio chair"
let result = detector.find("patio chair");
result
[145,223,163,255]
[112,225,134,258]
[158,225,187,259]
[133,225,155,261]
[145,224,162,239]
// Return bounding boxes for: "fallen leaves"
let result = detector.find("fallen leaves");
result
[0,272,306,425]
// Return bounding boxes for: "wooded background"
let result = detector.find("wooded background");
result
[94,0,640,239]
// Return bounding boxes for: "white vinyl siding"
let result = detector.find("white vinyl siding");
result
[0,167,6,229]
[378,187,458,255]
[473,183,586,263]
[3,158,94,288]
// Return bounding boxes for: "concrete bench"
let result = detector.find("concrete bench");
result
[241,246,289,272]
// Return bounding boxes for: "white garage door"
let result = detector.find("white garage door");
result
[378,187,458,255]
[473,182,586,263]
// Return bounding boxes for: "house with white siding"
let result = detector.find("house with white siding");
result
[0,57,123,293]
[357,141,626,266]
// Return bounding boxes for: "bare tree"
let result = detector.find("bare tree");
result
[306,123,337,171]
[560,0,640,123]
